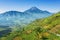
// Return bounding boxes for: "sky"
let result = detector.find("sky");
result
[0,0,60,13]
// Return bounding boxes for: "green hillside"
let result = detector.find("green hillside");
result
[0,12,60,40]
[23,12,60,40]
[25,12,60,31]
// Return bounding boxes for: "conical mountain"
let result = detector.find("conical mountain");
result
[24,7,43,13]
[24,7,51,14]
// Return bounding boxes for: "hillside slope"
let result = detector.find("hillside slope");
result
[24,12,60,30]
[23,12,60,40]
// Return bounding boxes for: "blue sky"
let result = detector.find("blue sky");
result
[0,0,60,13]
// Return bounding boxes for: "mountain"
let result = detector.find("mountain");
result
[1,11,26,16]
[0,11,29,26]
[24,7,52,19]
[0,7,52,27]
[24,7,51,13]
[24,7,43,13]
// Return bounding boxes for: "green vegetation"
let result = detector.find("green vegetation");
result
[0,12,60,40]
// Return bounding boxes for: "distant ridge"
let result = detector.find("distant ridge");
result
[0,7,52,26]
[24,7,43,13]
[24,7,51,14]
